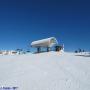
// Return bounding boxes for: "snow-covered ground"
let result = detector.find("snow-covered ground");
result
[0,52,90,90]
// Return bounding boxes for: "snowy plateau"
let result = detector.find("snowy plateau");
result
[0,52,90,90]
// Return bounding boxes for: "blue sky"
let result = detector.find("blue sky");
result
[0,0,90,51]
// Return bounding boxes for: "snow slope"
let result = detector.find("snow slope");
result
[0,52,90,90]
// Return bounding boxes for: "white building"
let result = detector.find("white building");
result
[0,50,17,55]
[31,37,58,53]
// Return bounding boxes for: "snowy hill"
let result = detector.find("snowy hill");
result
[0,52,90,90]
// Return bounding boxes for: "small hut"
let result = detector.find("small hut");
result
[31,37,58,53]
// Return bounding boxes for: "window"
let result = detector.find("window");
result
[50,38,56,43]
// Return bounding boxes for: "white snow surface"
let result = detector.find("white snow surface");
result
[0,52,90,90]
[31,37,58,47]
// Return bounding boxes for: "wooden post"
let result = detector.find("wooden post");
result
[47,47,50,52]
[37,47,41,53]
